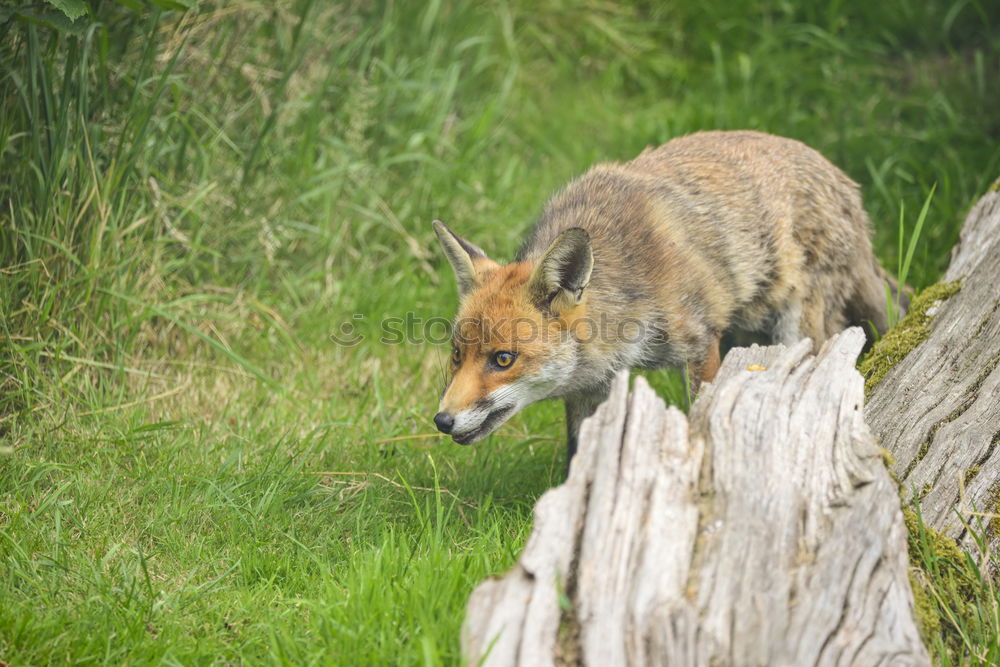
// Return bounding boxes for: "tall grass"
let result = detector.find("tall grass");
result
[2,0,999,663]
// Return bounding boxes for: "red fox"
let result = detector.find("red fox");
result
[431,131,902,461]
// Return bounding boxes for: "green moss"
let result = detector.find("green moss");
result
[902,506,984,659]
[556,599,581,666]
[985,480,1000,541]
[990,176,1000,193]
[859,280,962,394]
[879,447,901,487]
[908,571,943,641]
[902,508,956,644]
[902,441,930,479]
[917,441,930,459]
[879,448,897,469]
[903,508,966,571]
[555,564,582,665]
[964,466,981,486]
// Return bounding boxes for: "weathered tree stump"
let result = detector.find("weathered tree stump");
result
[463,328,929,666]
[865,184,1000,550]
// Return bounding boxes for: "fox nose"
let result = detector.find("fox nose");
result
[433,412,455,434]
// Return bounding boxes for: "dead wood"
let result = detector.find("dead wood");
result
[866,185,1000,551]
[463,328,928,666]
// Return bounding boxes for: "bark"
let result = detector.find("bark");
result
[866,185,1000,550]
[463,328,928,666]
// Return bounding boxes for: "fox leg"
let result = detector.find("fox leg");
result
[686,333,722,396]
[799,292,830,353]
[774,296,804,346]
[846,261,897,350]
[564,389,609,473]
[776,293,832,353]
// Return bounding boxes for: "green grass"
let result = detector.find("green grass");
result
[2,0,999,663]
[905,505,1000,665]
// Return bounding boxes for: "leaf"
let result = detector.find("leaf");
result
[148,0,196,10]
[43,0,88,21]
[111,0,146,12]
[2,5,86,33]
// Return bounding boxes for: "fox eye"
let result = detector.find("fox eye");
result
[451,347,461,365]
[492,351,516,369]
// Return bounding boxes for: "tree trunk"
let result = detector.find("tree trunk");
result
[463,328,929,666]
[865,185,1000,551]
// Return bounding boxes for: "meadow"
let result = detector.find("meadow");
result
[1,1,999,663]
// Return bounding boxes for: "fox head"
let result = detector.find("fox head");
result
[431,220,593,444]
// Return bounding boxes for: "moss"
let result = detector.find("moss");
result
[964,466,981,486]
[554,562,582,665]
[990,176,1000,193]
[879,447,897,469]
[969,352,1000,397]
[555,595,582,666]
[859,280,962,394]
[879,447,901,487]
[902,508,966,570]
[902,505,982,659]
[902,508,956,644]
[917,441,929,459]
[908,571,943,641]
[902,441,930,479]
[985,478,1000,541]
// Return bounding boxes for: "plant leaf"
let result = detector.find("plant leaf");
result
[148,0,196,10]
[43,0,88,21]
[3,5,86,33]
[111,0,146,12]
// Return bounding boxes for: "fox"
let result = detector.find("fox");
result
[431,130,903,463]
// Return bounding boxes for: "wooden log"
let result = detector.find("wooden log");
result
[463,328,929,666]
[865,185,1000,549]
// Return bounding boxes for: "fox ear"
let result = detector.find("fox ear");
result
[528,228,593,316]
[432,220,495,298]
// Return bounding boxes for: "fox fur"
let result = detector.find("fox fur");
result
[432,130,902,462]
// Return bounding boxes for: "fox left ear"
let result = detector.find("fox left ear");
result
[528,227,593,316]
[432,220,497,299]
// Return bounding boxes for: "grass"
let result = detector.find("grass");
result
[905,505,1000,665]
[888,184,937,327]
[1,0,999,663]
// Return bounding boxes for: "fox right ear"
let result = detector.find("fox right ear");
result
[528,227,593,316]
[432,220,495,298]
